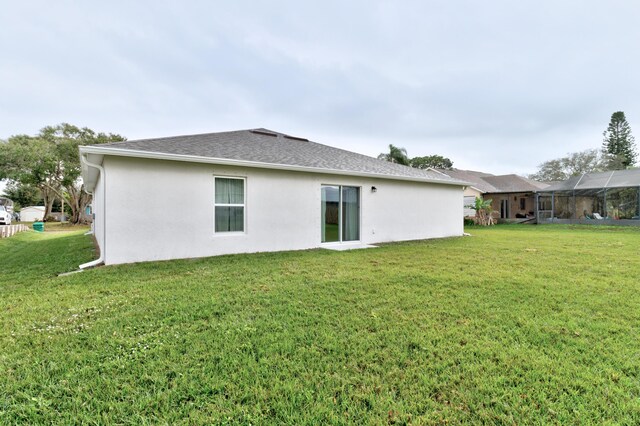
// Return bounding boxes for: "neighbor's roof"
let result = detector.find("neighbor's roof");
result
[80,128,467,187]
[481,174,549,193]
[437,169,548,193]
[435,169,498,192]
[542,169,640,191]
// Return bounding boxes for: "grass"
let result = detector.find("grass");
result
[1,225,639,424]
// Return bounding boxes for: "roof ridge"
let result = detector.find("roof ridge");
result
[102,128,261,146]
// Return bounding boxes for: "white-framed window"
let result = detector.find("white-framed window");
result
[214,176,245,233]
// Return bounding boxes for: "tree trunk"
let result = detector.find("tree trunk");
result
[41,187,55,220]
[63,183,92,224]
[475,208,495,226]
[78,190,92,224]
[67,186,81,224]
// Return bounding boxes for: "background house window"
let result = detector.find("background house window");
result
[215,177,245,232]
[519,198,526,210]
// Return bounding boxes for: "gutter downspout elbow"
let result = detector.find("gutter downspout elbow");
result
[80,154,105,269]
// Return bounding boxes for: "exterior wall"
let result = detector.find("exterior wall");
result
[488,192,536,219]
[463,187,482,198]
[20,207,45,222]
[102,156,464,265]
[463,187,482,217]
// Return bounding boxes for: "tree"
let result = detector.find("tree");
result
[0,124,125,223]
[410,155,453,170]
[0,182,41,210]
[377,144,410,166]
[466,197,494,226]
[602,111,637,168]
[377,145,455,170]
[45,124,125,223]
[0,135,61,218]
[529,149,625,182]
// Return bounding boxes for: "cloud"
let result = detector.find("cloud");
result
[1,0,639,175]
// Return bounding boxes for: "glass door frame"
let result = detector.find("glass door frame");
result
[321,184,361,244]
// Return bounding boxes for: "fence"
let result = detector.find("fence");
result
[0,224,30,238]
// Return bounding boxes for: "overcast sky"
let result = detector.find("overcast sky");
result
[1,0,639,185]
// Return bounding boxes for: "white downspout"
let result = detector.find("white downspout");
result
[79,154,106,269]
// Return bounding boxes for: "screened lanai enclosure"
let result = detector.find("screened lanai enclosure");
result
[536,169,640,225]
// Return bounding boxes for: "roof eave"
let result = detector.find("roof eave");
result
[78,145,469,187]
[485,189,540,194]
[79,152,104,193]
[467,186,484,193]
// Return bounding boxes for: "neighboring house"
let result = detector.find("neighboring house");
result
[433,169,494,217]
[436,169,549,220]
[79,128,468,266]
[482,175,550,220]
[20,206,45,222]
[536,169,640,224]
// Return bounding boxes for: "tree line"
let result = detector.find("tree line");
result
[377,145,454,170]
[0,123,124,223]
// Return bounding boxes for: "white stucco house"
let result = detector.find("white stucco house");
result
[79,128,467,266]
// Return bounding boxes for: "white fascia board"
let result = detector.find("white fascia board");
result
[79,146,470,187]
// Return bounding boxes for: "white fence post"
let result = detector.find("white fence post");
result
[0,224,30,238]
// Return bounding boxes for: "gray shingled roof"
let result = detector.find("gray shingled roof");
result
[435,169,499,192]
[481,174,549,193]
[437,169,548,193]
[91,128,464,184]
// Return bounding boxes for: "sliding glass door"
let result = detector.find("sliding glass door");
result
[321,185,360,243]
[341,186,359,241]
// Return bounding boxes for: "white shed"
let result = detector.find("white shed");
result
[79,128,468,266]
[20,206,45,222]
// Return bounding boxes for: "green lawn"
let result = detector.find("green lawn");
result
[1,226,639,424]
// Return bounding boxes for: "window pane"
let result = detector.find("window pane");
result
[215,206,244,232]
[342,186,359,241]
[321,186,339,242]
[215,178,244,204]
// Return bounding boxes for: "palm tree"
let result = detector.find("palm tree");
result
[377,144,410,166]
[467,197,495,226]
